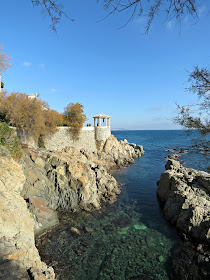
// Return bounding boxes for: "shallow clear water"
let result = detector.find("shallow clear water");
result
[37,130,210,280]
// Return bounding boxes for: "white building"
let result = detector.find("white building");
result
[27,93,39,100]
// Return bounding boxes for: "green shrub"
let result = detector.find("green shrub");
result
[1,81,4,88]
[0,122,22,159]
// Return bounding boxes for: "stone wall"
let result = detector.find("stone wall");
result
[45,127,96,151]
[14,126,111,152]
[95,126,111,142]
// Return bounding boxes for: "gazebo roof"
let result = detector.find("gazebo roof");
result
[93,113,111,119]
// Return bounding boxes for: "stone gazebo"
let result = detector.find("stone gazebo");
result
[93,113,111,142]
[93,113,111,127]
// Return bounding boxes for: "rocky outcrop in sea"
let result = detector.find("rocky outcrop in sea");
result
[157,159,210,244]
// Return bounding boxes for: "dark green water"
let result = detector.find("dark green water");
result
[37,130,210,280]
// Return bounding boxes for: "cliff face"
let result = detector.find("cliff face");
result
[157,159,210,243]
[19,135,144,234]
[0,153,55,280]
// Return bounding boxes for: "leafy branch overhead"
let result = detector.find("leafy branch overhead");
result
[174,66,210,153]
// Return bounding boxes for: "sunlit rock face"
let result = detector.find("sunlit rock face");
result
[20,135,144,218]
[0,155,55,280]
[157,159,210,243]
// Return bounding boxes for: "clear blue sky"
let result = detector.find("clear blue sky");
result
[1,0,209,129]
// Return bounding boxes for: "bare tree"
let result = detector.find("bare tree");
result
[99,0,205,32]
[174,66,210,153]
[0,45,11,72]
[31,0,74,31]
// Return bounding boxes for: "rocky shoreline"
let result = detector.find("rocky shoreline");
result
[0,135,144,279]
[157,159,210,249]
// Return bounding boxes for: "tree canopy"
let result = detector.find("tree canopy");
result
[0,92,63,141]
[64,102,87,140]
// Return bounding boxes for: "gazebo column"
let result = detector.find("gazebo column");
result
[108,118,110,127]
[103,118,106,126]
[98,118,101,127]
[94,118,96,127]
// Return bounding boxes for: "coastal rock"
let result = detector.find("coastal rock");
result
[0,134,143,279]
[20,135,143,221]
[157,159,210,243]
[165,153,180,161]
[0,156,55,280]
[20,146,120,215]
[101,135,144,166]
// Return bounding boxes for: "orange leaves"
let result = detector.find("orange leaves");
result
[0,92,60,141]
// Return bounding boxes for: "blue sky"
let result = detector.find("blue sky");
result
[1,0,209,129]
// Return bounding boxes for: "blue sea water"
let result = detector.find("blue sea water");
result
[113,130,209,233]
[37,130,209,280]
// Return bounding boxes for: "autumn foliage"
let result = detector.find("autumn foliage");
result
[64,102,87,140]
[0,92,63,141]
[0,92,87,145]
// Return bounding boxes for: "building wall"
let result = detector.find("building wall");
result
[14,126,111,152]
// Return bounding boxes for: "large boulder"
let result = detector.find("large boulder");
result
[20,146,120,214]
[101,135,144,166]
[157,159,210,243]
[0,156,55,280]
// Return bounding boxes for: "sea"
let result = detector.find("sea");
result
[37,130,210,280]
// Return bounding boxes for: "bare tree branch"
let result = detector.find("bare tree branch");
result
[174,66,210,153]
[31,0,74,32]
[99,0,205,32]
[0,45,12,72]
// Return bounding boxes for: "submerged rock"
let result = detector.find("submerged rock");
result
[157,159,210,243]
[134,224,147,230]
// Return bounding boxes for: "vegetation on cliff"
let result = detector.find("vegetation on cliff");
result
[0,122,22,159]
[64,102,87,140]
[0,91,87,144]
[0,92,63,142]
